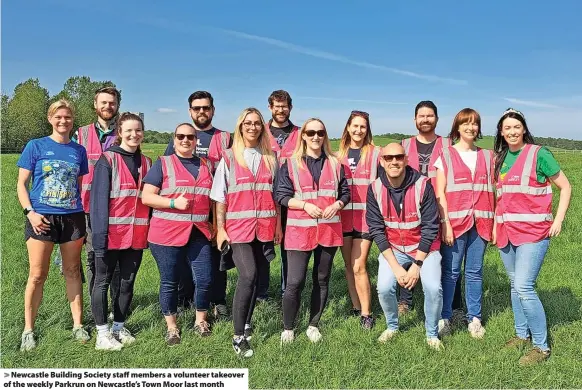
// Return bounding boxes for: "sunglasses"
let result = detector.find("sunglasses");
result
[190,105,212,112]
[351,110,369,118]
[381,154,405,162]
[175,134,196,141]
[304,130,326,137]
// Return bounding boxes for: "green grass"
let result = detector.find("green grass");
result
[2,141,582,388]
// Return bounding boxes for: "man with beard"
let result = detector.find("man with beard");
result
[398,101,463,324]
[259,90,299,301]
[73,86,122,307]
[164,91,231,319]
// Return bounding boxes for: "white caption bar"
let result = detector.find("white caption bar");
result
[0,369,248,390]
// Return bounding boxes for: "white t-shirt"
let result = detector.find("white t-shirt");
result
[433,149,478,178]
[210,148,277,204]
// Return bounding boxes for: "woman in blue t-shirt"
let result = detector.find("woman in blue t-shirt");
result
[16,99,90,352]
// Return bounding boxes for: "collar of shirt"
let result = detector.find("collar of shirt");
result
[94,119,117,141]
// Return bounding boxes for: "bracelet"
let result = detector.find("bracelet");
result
[440,217,449,223]
[302,202,306,210]
[170,199,175,209]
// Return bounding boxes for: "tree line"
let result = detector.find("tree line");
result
[2,76,581,152]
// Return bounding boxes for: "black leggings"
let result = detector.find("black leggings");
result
[283,245,338,330]
[231,240,270,335]
[91,249,143,326]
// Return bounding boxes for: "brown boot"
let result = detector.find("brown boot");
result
[519,347,550,366]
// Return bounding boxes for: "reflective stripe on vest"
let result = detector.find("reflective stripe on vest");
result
[495,144,553,247]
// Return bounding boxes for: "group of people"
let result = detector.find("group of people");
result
[16,87,571,366]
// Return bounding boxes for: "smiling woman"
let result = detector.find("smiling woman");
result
[16,99,90,352]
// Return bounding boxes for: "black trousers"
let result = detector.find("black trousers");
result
[91,249,143,325]
[231,239,270,335]
[85,214,120,309]
[282,245,338,330]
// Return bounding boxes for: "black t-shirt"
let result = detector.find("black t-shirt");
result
[416,139,436,176]
[270,122,295,148]
[347,148,361,174]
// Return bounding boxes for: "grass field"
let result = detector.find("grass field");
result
[2,141,582,388]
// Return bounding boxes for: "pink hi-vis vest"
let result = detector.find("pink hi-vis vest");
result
[439,147,495,241]
[284,156,344,251]
[147,155,214,246]
[207,130,231,172]
[402,136,451,189]
[266,123,299,165]
[77,123,103,213]
[372,176,441,257]
[340,146,381,233]
[223,149,277,243]
[495,144,553,248]
[103,151,152,250]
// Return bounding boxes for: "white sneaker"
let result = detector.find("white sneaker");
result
[280,330,295,345]
[438,319,452,337]
[95,333,123,351]
[468,318,486,339]
[427,337,443,351]
[306,326,322,343]
[377,329,398,343]
[112,327,136,345]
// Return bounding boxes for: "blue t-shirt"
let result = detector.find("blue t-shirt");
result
[17,136,89,214]
[143,155,201,188]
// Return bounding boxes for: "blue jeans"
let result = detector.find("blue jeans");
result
[149,229,213,316]
[441,225,486,321]
[377,250,443,338]
[499,238,550,351]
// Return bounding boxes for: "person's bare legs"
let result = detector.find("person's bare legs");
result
[24,239,53,331]
[60,238,85,327]
[352,238,373,316]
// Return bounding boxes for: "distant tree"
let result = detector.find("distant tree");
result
[3,79,50,152]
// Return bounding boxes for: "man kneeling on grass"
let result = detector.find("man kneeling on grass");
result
[366,143,444,350]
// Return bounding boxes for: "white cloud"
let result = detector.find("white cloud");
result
[156,108,178,113]
[216,28,468,86]
[296,96,408,105]
[502,98,561,109]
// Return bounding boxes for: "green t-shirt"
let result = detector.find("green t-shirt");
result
[499,146,561,183]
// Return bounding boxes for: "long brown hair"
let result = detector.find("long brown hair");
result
[337,110,374,160]
[114,112,145,151]
[493,108,535,181]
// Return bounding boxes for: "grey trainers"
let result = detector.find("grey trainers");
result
[438,319,452,337]
[72,326,90,343]
[112,327,136,345]
[95,333,123,351]
[20,330,36,352]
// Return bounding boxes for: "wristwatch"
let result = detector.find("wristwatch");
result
[413,259,423,267]
[23,207,34,216]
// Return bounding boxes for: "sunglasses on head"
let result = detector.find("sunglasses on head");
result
[351,110,369,118]
[175,134,195,141]
[381,154,405,162]
[304,130,326,137]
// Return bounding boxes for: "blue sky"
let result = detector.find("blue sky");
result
[3,0,582,139]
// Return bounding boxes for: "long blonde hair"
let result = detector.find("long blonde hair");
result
[292,118,337,169]
[337,110,374,161]
[232,107,276,173]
